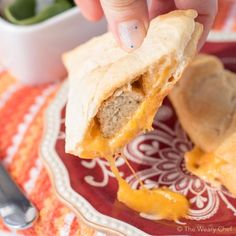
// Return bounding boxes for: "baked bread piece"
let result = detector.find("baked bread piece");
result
[170,54,236,152]
[63,10,202,158]
[169,54,236,195]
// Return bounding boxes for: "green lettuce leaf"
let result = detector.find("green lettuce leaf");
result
[4,0,74,25]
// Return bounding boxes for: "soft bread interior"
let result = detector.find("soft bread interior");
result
[97,61,180,138]
[96,58,175,139]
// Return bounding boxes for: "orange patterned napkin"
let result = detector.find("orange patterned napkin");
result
[0,1,235,235]
[0,70,94,236]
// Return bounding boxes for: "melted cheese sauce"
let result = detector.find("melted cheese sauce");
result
[185,147,225,186]
[81,86,163,158]
[108,155,189,220]
[79,67,189,220]
[80,66,175,158]
[79,90,190,219]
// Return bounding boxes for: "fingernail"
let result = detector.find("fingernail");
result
[118,20,146,51]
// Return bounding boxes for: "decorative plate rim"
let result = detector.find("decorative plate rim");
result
[39,80,150,236]
[40,32,235,236]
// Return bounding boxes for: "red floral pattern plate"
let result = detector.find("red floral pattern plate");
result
[40,38,236,236]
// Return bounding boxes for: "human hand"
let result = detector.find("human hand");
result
[75,0,218,51]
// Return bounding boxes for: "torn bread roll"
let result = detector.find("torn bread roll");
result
[63,10,202,158]
[169,54,236,195]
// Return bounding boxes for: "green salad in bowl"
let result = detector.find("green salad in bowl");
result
[2,0,75,25]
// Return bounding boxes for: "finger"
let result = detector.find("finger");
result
[100,0,149,52]
[149,0,176,20]
[75,0,104,21]
[174,0,218,50]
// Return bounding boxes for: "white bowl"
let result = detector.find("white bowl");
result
[0,8,107,85]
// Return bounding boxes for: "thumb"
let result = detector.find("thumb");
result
[100,0,149,52]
